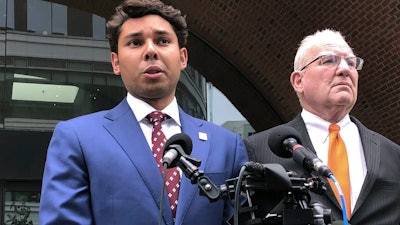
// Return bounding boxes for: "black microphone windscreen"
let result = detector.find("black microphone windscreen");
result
[267,125,302,158]
[164,133,193,155]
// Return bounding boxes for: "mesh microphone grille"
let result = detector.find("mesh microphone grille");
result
[267,125,302,158]
[164,133,193,155]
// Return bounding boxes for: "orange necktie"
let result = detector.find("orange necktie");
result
[328,124,351,218]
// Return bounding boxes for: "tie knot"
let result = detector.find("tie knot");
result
[147,111,168,124]
[329,124,340,132]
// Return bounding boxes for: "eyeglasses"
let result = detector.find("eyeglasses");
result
[300,54,364,71]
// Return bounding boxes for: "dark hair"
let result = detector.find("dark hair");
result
[106,0,188,53]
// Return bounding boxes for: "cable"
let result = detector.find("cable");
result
[233,165,247,225]
[158,164,168,225]
[328,174,348,225]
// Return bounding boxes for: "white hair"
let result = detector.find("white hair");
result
[293,29,351,71]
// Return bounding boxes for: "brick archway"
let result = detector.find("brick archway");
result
[51,0,400,143]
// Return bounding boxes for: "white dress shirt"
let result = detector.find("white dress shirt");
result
[301,109,367,212]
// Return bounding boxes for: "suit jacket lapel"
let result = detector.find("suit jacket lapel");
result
[102,99,174,224]
[174,108,209,224]
[350,117,380,215]
[288,115,316,152]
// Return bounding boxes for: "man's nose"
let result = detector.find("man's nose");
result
[145,42,158,60]
[337,58,352,76]
[338,57,352,69]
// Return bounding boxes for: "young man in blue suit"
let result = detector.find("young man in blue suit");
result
[39,0,248,224]
[244,29,400,224]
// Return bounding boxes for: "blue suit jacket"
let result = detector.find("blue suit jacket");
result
[39,99,248,225]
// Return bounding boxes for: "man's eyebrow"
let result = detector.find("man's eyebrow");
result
[125,31,143,38]
[123,30,171,38]
[154,29,172,36]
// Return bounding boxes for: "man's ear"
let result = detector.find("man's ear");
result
[110,52,121,75]
[179,47,188,70]
[290,71,303,93]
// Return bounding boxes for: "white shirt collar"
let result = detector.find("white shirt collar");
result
[126,93,181,126]
[301,109,352,143]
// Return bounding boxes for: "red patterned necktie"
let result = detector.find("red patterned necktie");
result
[328,124,351,219]
[147,111,180,217]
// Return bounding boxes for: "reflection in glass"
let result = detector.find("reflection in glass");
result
[67,7,92,37]
[0,0,5,29]
[27,0,51,34]
[4,191,40,225]
[0,0,206,132]
[52,3,67,36]
[3,69,125,131]
[0,0,15,30]
[12,82,79,103]
[93,14,106,39]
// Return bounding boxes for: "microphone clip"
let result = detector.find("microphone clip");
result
[175,154,201,182]
[175,155,221,202]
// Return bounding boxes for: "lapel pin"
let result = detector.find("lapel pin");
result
[198,132,207,141]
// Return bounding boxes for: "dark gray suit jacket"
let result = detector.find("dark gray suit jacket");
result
[244,114,400,225]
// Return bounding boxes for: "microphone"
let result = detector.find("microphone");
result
[243,161,293,191]
[162,134,220,200]
[162,133,193,168]
[158,134,195,225]
[268,125,332,177]
[243,161,266,174]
